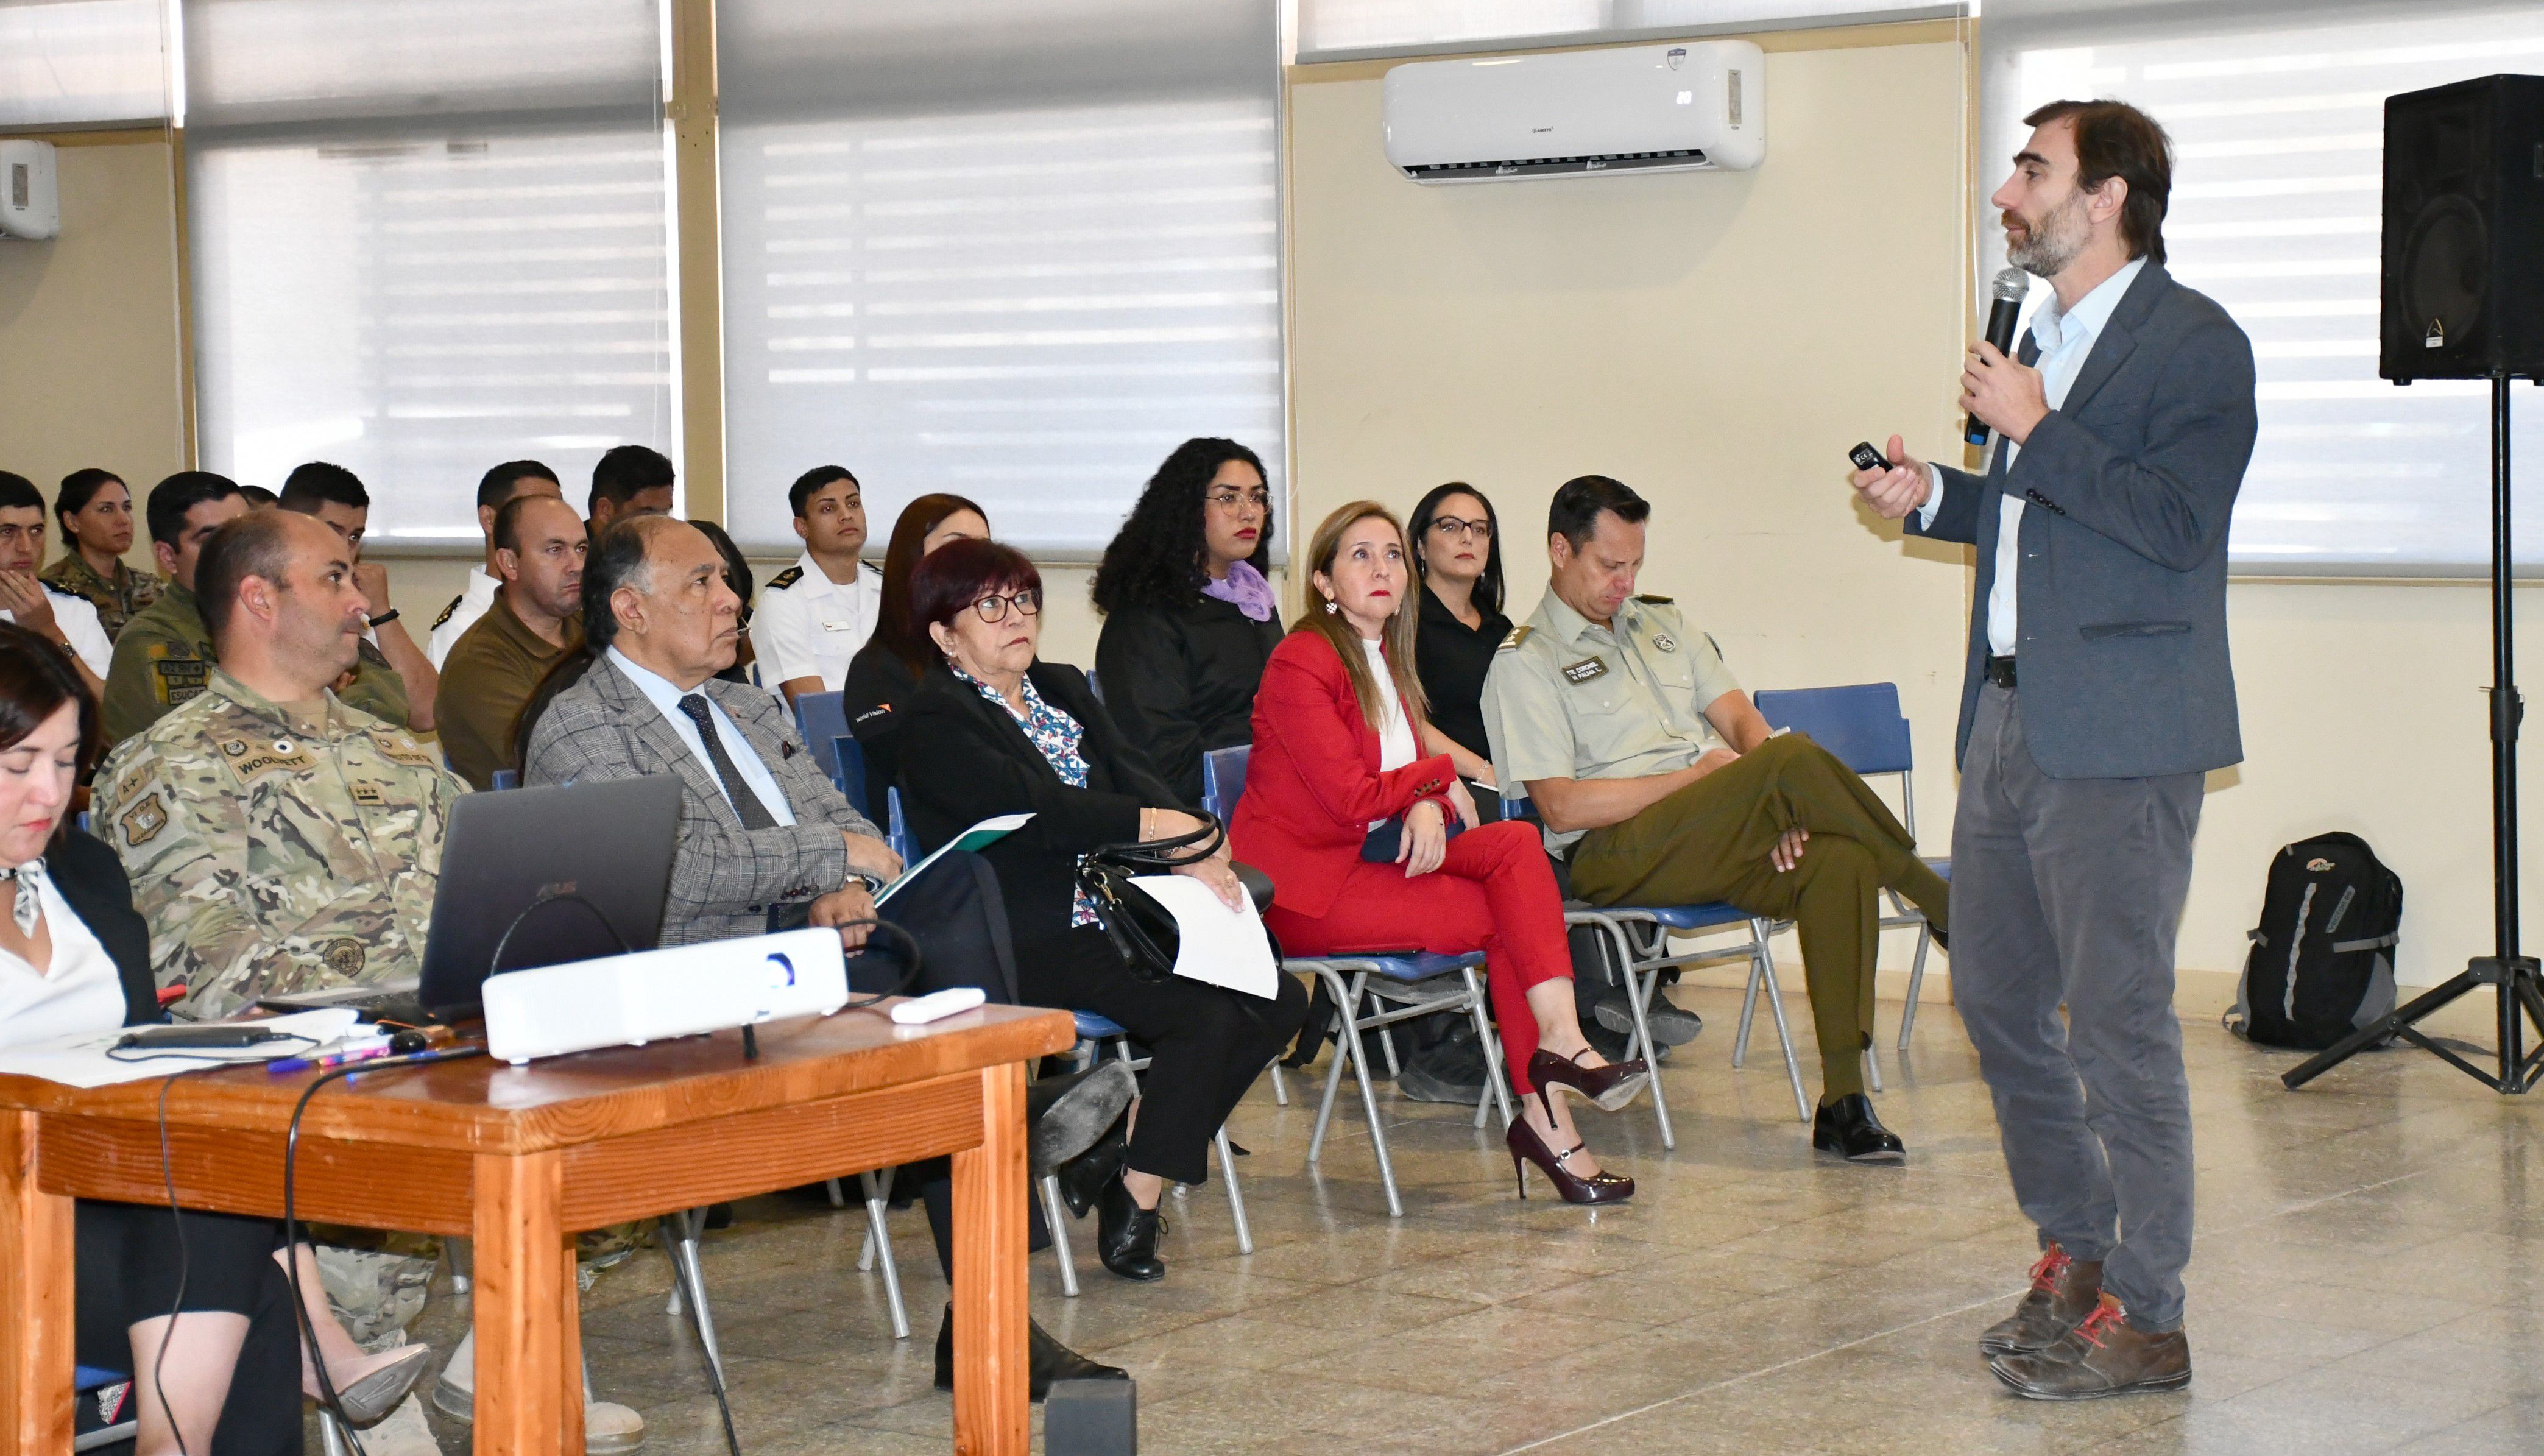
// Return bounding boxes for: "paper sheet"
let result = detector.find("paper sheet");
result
[877,813,1033,905]
[1128,875,1281,1000]
[0,1008,362,1088]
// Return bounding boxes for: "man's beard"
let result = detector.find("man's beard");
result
[2005,191,2089,277]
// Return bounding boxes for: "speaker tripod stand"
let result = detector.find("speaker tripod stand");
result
[2287,373,2544,1094]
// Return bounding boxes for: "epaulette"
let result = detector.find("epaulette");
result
[1498,625,1533,651]
[766,565,805,591]
[41,581,77,599]
[429,593,461,629]
[1633,593,1674,605]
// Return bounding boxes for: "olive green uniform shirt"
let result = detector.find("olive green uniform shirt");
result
[40,551,160,641]
[1480,591,1742,852]
[93,668,468,1020]
[101,581,409,744]
[437,595,577,791]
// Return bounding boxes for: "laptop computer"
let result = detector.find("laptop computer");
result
[260,774,685,1024]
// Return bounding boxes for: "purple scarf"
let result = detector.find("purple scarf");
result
[1201,560,1276,622]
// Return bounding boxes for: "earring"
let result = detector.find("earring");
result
[1324,599,1339,615]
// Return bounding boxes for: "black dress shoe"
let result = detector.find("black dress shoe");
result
[702,1202,735,1230]
[1812,1093,1906,1163]
[1094,1174,1167,1282]
[932,1304,1129,1401]
[1056,1125,1126,1220]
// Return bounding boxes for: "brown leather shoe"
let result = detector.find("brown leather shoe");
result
[1989,1293,2191,1400]
[1978,1242,2103,1357]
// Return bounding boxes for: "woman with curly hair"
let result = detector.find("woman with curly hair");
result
[1090,437,1282,803]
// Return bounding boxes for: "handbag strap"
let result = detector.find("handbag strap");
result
[1089,810,1225,871]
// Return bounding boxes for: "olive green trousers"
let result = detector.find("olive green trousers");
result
[1569,734,1950,1100]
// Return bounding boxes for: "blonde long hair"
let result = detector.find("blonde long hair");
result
[1297,501,1429,734]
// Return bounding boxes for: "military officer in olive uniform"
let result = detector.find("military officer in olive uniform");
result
[1483,475,1951,1161]
[95,510,464,1020]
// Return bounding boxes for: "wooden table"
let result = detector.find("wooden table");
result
[0,1002,1074,1455]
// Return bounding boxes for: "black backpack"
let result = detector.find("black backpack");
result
[2230,832,2403,1050]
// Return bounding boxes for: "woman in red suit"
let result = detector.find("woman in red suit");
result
[1234,502,1647,1204]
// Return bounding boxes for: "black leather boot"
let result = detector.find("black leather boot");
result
[1094,1173,1167,1282]
[931,1304,1129,1400]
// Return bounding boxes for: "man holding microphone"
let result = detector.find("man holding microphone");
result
[1853,99,2255,1399]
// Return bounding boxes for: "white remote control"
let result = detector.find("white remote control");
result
[889,986,988,1025]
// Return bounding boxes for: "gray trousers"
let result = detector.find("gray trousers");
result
[1952,682,2202,1331]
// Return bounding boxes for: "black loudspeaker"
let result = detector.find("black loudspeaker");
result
[2380,74,2544,382]
[1045,1377,1137,1455]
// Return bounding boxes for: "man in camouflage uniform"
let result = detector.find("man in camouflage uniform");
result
[94,509,462,1020]
[102,470,411,746]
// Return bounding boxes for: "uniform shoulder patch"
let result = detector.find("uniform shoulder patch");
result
[429,593,462,629]
[1497,625,1534,652]
[766,565,805,591]
[1632,593,1674,605]
[119,791,169,847]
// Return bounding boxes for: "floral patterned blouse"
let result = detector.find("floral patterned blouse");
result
[956,665,1101,927]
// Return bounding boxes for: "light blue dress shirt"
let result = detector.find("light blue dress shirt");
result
[1922,255,2147,657]
[606,647,797,827]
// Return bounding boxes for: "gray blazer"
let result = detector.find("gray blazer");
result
[521,656,884,945]
[1909,261,2257,781]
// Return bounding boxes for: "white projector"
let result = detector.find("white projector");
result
[481,927,850,1065]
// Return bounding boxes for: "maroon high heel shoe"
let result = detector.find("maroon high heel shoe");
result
[1506,1117,1634,1205]
[1528,1048,1650,1118]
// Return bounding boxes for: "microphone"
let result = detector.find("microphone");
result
[1965,267,2032,447]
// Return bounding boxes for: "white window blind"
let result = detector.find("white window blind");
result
[183,0,674,545]
[1295,0,1951,62]
[1980,1,2544,573]
[0,0,169,130]
[716,0,1284,559]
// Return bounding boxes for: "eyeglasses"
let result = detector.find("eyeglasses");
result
[1429,517,1493,542]
[1204,488,1273,512]
[971,588,1042,623]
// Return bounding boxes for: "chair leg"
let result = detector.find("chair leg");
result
[1899,925,1932,1052]
[1213,1126,1254,1253]
[1864,1042,1884,1094]
[1604,923,1675,1151]
[1269,1059,1289,1107]
[1459,965,1513,1131]
[824,1177,847,1209]
[1751,930,1812,1123]
[1379,1025,1402,1080]
[1041,1173,1081,1298]
[1340,975,1404,1218]
[860,1170,910,1339]
[1307,968,1355,1164]
[855,1164,895,1271]
[1733,944,1764,1068]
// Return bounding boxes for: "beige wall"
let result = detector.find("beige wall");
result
[1288,38,1974,983]
[0,135,187,576]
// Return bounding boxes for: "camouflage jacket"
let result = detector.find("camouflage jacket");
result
[39,551,160,641]
[93,668,467,1019]
[102,582,409,746]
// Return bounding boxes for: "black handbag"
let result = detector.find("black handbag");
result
[1076,813,1226,984]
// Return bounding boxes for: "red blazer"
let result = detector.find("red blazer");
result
[1230,630,1457,920]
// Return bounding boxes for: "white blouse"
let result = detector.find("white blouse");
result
[1362,638,1421,829]
[0,874,125,1050]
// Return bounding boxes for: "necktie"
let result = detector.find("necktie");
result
[676,694,777,830]
[0,858,42,936]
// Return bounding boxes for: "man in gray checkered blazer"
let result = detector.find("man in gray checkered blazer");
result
[521,516,902,945]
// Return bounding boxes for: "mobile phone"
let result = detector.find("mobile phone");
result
[1849,440,1889,474]
[116,1023,291,1050]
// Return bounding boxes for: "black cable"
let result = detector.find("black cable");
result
[486,890,632,983]
[281,1046,487,1456]
[672,1209,746,1456]
[835,919,924,1011]
[152,1068,203,1456]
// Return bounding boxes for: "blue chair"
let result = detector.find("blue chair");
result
[1200,744,1249,821]
[1086,670,1104,706]
[488,769,519,791]
[1059,1010,1254,1289]
[74,1366,136,1452]
[1753,682,1947,1054]
[793,690,850,790]
[885,788,919,866]
[1504,789,1804,1135]
[829,733,869,816]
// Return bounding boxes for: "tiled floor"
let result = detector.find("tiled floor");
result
[384,983,2544,1454]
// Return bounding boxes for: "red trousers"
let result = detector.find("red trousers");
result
[1263,819,1573,1093]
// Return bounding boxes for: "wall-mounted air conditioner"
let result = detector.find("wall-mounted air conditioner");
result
[1382,40,1765,183]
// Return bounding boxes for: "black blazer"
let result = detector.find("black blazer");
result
[839,640,920,814]
[1093,594,1282,804]
[897,661,1185,947]
[45,828,160,1028]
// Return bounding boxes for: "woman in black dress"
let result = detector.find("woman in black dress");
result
[1408,482,1511,791]
[838,493,990,812]
[1090,438,1284,804]
[899,539,1308,1284]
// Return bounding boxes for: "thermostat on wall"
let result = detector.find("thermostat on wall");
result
[0,140,61,242]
